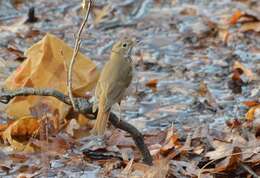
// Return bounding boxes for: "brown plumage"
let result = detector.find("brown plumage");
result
[91,38,135,135]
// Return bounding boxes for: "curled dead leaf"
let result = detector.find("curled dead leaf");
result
[246,105,260,121]
[2,116,39,151]
[240,22,260,32]
[145,79,158,92]
[225,118,242,129]
[233,61,255,81]
[218,28,229,44]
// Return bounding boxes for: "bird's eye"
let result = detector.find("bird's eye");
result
[122,43,127,48]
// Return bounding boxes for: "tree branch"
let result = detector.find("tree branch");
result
[0,88,153,165]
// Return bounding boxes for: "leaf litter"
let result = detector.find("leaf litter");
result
[0,0,259,177]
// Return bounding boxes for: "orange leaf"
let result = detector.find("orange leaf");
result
[145,79,158,92]
[243,101,259,107]
[145,79,158,88]
[10,117,39,136]
[2,116,39,151]
[160,134,180,154]
[246,105,260,121]
[229,10,243,25]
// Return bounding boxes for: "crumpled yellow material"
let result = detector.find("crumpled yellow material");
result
[4,33,99,120]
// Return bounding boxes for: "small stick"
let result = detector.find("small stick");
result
[67,0,93,110]
[241,163,259,178]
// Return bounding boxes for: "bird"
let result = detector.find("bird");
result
[91,37,135,135]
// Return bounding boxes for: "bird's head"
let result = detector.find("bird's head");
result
[111,37,136,60]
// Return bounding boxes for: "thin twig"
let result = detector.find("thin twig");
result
[198,150,258,178]
[67,0,93,110]
[241,163,259,178]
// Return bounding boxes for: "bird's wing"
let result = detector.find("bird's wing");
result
[105,66,132,109]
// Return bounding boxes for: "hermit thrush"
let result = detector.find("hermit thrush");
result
[91,38,135,135]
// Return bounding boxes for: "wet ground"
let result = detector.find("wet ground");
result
[0,0,259,177]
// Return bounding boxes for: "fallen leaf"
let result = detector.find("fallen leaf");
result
[170,161,199,177]
[229,10,259,25]
[145,79,158,92]
[233,61,255,81]
[160,134,180,155]
[218,28,229,44]
[228,68,244,94]
[246,105,260,121]
[66,119,80,136]
[106,129,135,147]
[198,81,218,109]
[225,118,242,129]
[2,116,39,151]
[121,158,134,175]
[240,22,260,32]
[243,100,260,107]
[229,10,243,25]
[198,81,208,97]
[144,158,169,178]
[7,46,26,61]
[214,146,241,172]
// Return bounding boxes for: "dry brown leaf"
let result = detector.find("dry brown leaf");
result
[145,79,158,88]
[106,129,135,147]
[246,105,260,121]
[145,79,158,92]
[240,22,260,32]
[243,101,260,107]
[2,116,39,151]
[121,158,134,176]
[170,161,199,177]
[233,61,256,81]
[218,28,230,44]
[160,134,180,155]
[131,158,169,178]
[66,119,80,136]
[198,81,218,108]
[229,10,243,25]
[225,118,242,129]
[144,158,169,178]
[205,142,242,173]
[205,141,233,160]
[213,146,241,172]
[229,10,259,25]
[198,81,208,97]
[7,46,25,61]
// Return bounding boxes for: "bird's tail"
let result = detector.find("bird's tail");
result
[91,97,110,135]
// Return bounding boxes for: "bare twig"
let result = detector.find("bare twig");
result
[241,163,259,178]
[0,88,153,165]
[67,0,93,110]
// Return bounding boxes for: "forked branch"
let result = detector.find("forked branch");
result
[0,88,153,165]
